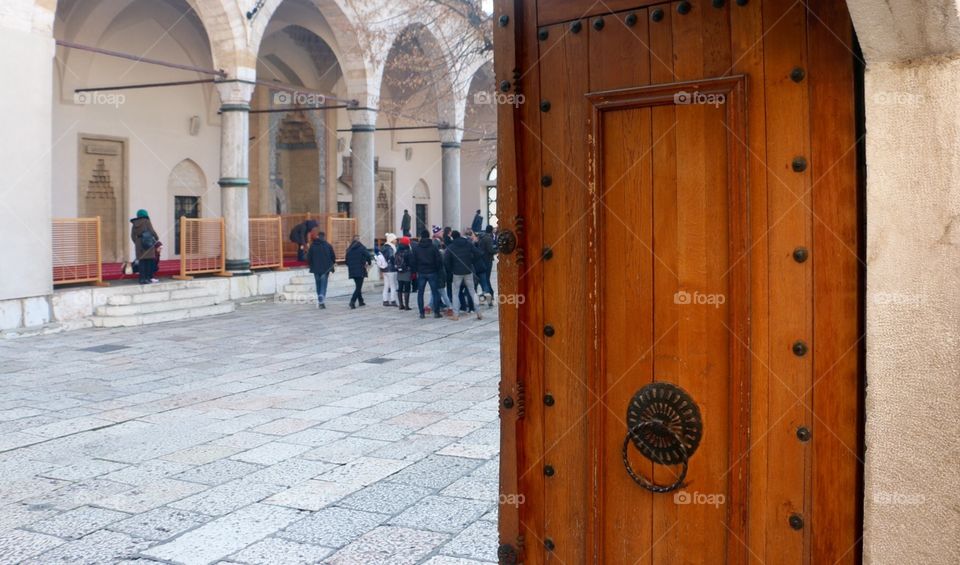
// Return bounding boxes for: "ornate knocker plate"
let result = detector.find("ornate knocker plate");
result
[497,229,517,255]
[622,382,703,493]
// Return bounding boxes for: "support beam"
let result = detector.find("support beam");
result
[215,77,256,274]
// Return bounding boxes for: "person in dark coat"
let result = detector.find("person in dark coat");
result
[290,219,318,262]
[471,209,483,233]
[130,209,160,284]
[306,231,336,309]
[444,230,482,320]
[411,229,443,318]
[344,235,371,308]
[476,225,496,304]
[394,236,414,310]
[401,209,412,237]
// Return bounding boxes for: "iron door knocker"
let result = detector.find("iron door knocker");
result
[622,382,703,493]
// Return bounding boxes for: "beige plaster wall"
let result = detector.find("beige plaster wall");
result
[862,57,960,564]
[0,27,54,302]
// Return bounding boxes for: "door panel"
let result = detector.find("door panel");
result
[495,1,861,564]
[592,78,748,565]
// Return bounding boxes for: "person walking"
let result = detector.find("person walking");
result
[401,209,412,237]
[380,233,399,306]
[476,225,496,305]
[444,230,483,321]
[306,231,336,309]
[290,219,318,262]
[411,229,443,319]
[394,236,414,310]
[130,209,160,284]
[345,235,371,309]
[471,209,483,233]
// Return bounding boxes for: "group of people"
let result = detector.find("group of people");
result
[305,210,497,320]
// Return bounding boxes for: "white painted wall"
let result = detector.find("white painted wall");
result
[52,18,221,262]
[0,27,54,301]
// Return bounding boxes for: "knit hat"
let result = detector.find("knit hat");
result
[385,232,397,245]
[136,209,149,218]
[432,225,442,234]
[399,236,410,246]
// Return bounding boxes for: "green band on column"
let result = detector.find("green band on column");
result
[220,104,251,112]
[218,177,250,187]
[441,142,462,149]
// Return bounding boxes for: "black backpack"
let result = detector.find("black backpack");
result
[394,249,409,273]
[140,229,157,248]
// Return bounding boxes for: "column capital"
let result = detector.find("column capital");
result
[438,126,464,145]
[347,107,378,129]
[215,74,256,108]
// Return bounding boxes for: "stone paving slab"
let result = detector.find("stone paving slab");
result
[0,296,501,564]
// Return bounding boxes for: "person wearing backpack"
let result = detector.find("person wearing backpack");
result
[130,209,160,284]
[394,236,413,310]
[378,233,399,306]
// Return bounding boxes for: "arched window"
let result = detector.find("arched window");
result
[485,166,498,228]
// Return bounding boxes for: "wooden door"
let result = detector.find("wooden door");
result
[494,1,862,564]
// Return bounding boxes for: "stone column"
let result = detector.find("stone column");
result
[215,77,256,273]
[440,127,463,230]
[348,108,377,245]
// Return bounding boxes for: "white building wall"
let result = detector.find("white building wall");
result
[52,21,221,261]
[0,27,54,302]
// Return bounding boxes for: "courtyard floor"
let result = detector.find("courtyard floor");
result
[0,295,501,564]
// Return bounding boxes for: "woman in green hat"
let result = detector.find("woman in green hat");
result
[130,209,160,284]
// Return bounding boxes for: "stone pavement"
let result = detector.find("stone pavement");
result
[0,293,501,564]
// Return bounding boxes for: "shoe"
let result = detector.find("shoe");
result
[451,313,460,321]
[320,303,326,309]
[349,303,356,309]
[420,313,426,319]
[434,312,443,319]
[383,301,390,307]
[390,301,398,306]
[150,278,160,283]
[359,301,366,307]
[476,309,483,320]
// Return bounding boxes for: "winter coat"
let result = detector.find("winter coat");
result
[290,220,318,245]
[410,237,442,275]
[130,217,159,261]
[445,236,480,276]
[345,241,371,279]
[477,232,496,271]
[471,213,483,233]
[380,243,397,273]
[401,212,411,234]
[307,237,336,275]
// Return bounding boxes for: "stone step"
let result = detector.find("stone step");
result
[95,295,221,317]
[91,302,236,328]
[106,287,215,306]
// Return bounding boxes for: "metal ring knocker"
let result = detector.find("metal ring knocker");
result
[621,382,703,494]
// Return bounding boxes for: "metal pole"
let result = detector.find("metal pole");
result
[246,105,350,114]
[75,79,216,93]
[56,39,226,77]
